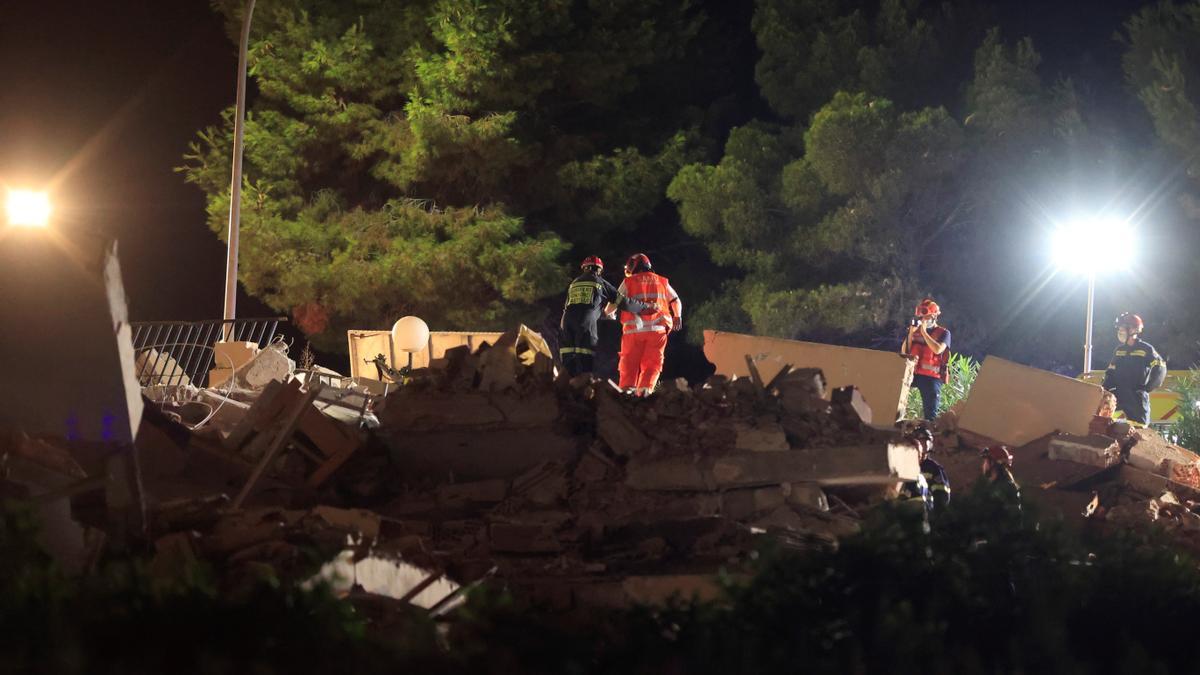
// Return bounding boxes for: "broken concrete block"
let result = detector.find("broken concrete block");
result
[491,391,560,426]
[780,392,832,417]
[242,345,295,389]
[135,349,191,387]
[572,452,610,483]
[489,522,562,553]
[832,386,872,425]
[626,444,919,491]
[620,574,723,606]
[1127,428,1200,476]
[721,486,786,519]
[384,427,576,481]
[0,235,143,443]
[752,506,811,533]
[596,390,649,456]
[312,506,382,540]
[703,330,913,422]
[957,356,1107,446]
[711,444,919,488]
[379,392,505,429]
[1116,465,1200,502]
[734,422,790,452]
[1047,434,1121,468]
[784,482,829,511]
[771,367,826,399]
[437,479,510,506]
[512,462,568,506]
[625,457,712,491]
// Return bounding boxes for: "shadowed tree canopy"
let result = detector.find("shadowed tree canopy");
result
[181,0,1200,371]
[181,0,726,347]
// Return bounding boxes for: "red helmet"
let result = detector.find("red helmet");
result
[1115,312,1143,334]
[915,298,941,318]
[581,255,603,271]
[625,253,652,277]
[980,444,1013,468]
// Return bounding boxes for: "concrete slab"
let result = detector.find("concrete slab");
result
[1047,434,1121,468]
[957,356,1107,447]
[1127,428,1199,476]
[626,443,919,491]
[703,330,913,422]
[383,428,578,481]
[0,234,142,443]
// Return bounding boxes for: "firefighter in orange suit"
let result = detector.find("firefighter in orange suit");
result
[614,253,682,396]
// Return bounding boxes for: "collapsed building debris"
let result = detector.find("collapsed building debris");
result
[3,316,938,616]
[10,258,1200,622]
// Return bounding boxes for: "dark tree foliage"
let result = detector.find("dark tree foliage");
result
[182,0,732,348]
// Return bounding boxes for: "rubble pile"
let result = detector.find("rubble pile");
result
[936,400,1200,556]
[3,324,926,614]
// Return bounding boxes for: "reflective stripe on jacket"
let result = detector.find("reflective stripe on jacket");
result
[618,272,679,334]
[909,326,949,381]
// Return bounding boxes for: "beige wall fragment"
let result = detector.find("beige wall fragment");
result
[347,329,505,379]
[957,356,1107,447]
[702,330,914,423]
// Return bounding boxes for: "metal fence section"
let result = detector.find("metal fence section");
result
[130,317,287,388]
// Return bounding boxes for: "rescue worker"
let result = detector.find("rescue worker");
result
[559,256,648,377]
[1102,312,1166,426]
[899,425,951,512]
[901,298,951,421]
[615,253,682,396]
[980,444,1020,506]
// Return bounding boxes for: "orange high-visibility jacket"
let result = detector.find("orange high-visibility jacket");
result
[618,272,680,334]
[909,326,950,382]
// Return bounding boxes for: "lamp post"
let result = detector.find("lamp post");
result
[222,0,257,340]
[1052,217,1133,374]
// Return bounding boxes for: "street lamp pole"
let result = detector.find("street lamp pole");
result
[222,0,256,340]
[1083,272,1095,374]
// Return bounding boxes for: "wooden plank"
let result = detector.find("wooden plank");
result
[223,379,287,450]
[232,384,321,509]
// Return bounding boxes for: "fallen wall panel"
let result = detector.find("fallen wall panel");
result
[0,233,142,443]
[958,356,1106,447]
[347,330,505,379]
[703,330,914,422]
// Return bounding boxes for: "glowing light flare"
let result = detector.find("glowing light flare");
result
[5,189,52,228]
[1051,217,1135,275]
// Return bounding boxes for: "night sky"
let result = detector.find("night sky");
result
[0,0,1173,368]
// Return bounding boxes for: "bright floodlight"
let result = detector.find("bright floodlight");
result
[5,189,51,228]
[1052,216,1133,274]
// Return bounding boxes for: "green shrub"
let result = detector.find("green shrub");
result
[905,352,980,420]
[1170,368,1200,453]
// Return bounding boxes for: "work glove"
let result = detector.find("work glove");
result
[671,315,683,333]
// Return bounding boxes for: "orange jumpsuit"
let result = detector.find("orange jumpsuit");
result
[617,272,681,394]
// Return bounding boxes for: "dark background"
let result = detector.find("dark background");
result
[0,0,1176,377]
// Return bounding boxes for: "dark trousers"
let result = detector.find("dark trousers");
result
[913,374,943,421]
[560,320,599,377]
[1113,387,1150,425]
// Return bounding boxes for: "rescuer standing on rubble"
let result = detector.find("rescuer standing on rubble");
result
[615,253,682,396]
[899,425,951,512]
[901,298,951,421]
[980,445,1021,506]
[1102,312,1166,426]
[559,256,649,377]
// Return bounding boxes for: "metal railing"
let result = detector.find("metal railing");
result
[130,317,287,388]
